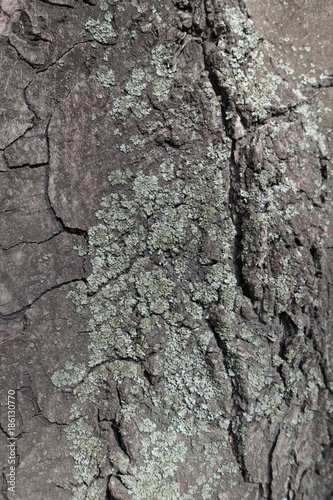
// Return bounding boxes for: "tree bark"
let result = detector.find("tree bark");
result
[0,0,332,499]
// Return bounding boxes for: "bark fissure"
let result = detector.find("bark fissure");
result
[267,426,280,499]
[37,0,74,9]
[0,278,86,319]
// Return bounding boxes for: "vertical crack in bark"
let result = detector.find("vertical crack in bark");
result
[199,6,257,486]
[0,473,10,500]
[267,426,280,499]
[110,384,132,465]
[228,419,249,482]
[228,137,251,298]
[196,3,256,485]
[203,51,254,307]
[23,82,40,123]
[44,119,65,232]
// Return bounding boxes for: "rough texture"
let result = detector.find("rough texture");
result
[0,0,332,499]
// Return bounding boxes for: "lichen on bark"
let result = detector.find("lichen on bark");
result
[0,0,332,499]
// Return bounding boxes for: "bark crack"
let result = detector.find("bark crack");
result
[0,232,61,251]
[228,419,249,482]
[18,376,68,426]
[38,0,74,8]
[36,40,93,75]
[267,426,280,499]
[0,278,87,319]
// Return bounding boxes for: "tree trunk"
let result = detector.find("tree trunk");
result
[0,0,332,499]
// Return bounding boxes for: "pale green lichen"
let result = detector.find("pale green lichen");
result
[96,65,115,88]
[73,365,109,403]
[110,67,151,119]
[85,18,116,44]
[296,103,328,156]
[151,45,175,102]
[51,361,87,389]
[71,482,106,500]
[59,5,328,496]
[64,129,245,495]
[123,430,188,498]
[64,419,106,486]
[37,253,53,267]
[217,7,286,121]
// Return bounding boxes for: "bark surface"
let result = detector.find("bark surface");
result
[0,0,332,499]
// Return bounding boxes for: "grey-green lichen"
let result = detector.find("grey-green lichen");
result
[96,65,115,88]
[64,94,315,498]
[54,2,328,497]
[64,419,107,499]
[109,44,176,120]
[216,7,287,121]
[151,45,175,102]
[85,15,116,44]
[63,111,246,496]
[51,361,87,389]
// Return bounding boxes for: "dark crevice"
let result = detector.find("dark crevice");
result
[111,423,131,463]
[2,147,10,170]
[265,101,300,121]
[311,75,333,89]
[267,426,280,499]
[0,473,9,500]
[23,84,41,123]
[0,278,86,320]
[173,0,193,13]
[318,356,332,394]
[36,40,93,74]
[0,232,61,251]
[37,0,75,8]
[201,23,256,301]
[228,143,250,297]
[143,369,153,385]
[236,0,249,17]
[44,162,87,237]
[6,39,38,70]
[2,127,34,155]
[297,468,308,493]
[18,11,51,43]
[55,484,72,493]
[310,245,322,277]
[258,483,265,499]
[278,312,298,369]
[228,420,249,482]
[34,413,68,427]
[6,162,48,170]
[105,486,115,500]
[200,12,260,483]
[206,315,228,357]
[0,421,11,439]
[205,64,252,303]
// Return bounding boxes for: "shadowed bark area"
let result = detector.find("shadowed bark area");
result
[0,0,332,499]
